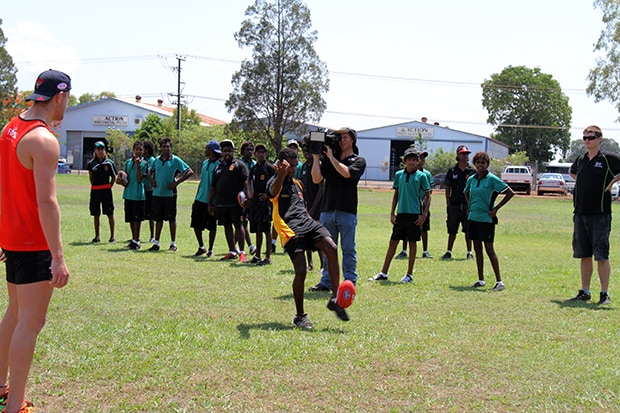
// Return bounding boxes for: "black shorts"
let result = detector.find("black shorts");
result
[144,190,153,220]
[390,214,422,242]
[467,220,496,243]
[152,196,177,222]
[191,201,217,231]
[217,205,244,227]
[573,213,611,260]
[283,220,332,259]
[249,199,272,233]
[90,189,114,216]
[124,199,145,223]
[4,250,52,285]
[446,204,468,234]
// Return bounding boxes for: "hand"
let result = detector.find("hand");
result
[0,250,6,262]
[275,159,290,176]
[390,213,396,225]
[166,181,178,190]
[414,213,427,226]
[323,145,334,158]
[208,205,215,216]
[258,193,268,201]
[489,208,498,218]
[49,259,70,288]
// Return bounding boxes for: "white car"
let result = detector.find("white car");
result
[612,182,620,200]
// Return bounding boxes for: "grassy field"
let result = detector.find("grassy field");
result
[2,173,619,412]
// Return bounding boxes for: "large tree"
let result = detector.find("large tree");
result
[587,0,620,118]
[226,0,329,154]
[0,19,19,127]
[481,65,572,164]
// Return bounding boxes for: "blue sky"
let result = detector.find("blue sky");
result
[3,0,619,145]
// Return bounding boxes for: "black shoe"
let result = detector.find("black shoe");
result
[569,289,591,301]
[194,247,206,256]
[599,292,611,305]
[248,255,261,264]
[127,241,140,250]
[327,298,349,321]
[91,237,100,243]
[293,313,313,329]
[109,238,116,244]
[148,244,160,252]
[441,251,452,260]
[309,283,331,292]
[257,258,271,266]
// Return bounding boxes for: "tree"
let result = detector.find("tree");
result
[226,0,329,154]
[481,65,572,164]
[587,0,620,119]
[565,137,620,162]
[133,114,167,146]
[72,91,116,107]
[0,19,19,127]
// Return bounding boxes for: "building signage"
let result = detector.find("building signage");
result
[93,115,129,127]
[396,127,434,138]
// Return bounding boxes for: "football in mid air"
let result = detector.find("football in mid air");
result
[336,280,356,309]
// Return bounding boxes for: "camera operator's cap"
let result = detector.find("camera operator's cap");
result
[206,140,221,154]
[25,69,72,102]
[402,147,419,159]
[335,127,359,154]
[456,145,471,154]
[418,150,429,158]
[254,143,267,151]
[220,139,235,149]
[94,141,105,148]
[287,139,299,148]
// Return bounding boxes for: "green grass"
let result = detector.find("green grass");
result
[2,174,619,412]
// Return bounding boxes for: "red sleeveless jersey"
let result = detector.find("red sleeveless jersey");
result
[0,116,52,251]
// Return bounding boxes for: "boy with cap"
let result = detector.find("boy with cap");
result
[191,140,221,257]
[441,145,475,260]
[0,69,71,413]
[247,144,275,264]
[87,140,117,243]
[239,142,257,255]
[120,141,147,250]
[368,148,431,283]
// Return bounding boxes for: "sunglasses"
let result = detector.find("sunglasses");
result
[583,134,600,141]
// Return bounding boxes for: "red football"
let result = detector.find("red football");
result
[336,280,356,309]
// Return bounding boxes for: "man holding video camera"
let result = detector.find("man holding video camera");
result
[309,127,366,291]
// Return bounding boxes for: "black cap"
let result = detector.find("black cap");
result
[25,69,72,102]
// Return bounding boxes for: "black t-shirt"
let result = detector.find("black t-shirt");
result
[320,154,366,215]
[444,163,476,205]
[87,157,117,187]
[267,176,317,239]
[249,161,275,195]
[571,150,620,214]
[212,159,248,207]
[300,162,322,219]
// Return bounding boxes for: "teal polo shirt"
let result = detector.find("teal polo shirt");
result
[464,172,508,223]
[152,155,191,197]
[393,169,430,214]
[122,158,148,201]
[195,159,220,203]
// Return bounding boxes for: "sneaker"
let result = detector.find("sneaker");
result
[492,282,505,291]
[368,272,388,281]
[467,252,474,260]
[127,241,141,250]
[257,258,271,266]
[206,250,213,258]
[168,244,178,252]
[293,313,314,329]
[441,252,452,260]
[309,283,330,292]
[109,238,116,244]
[248,255,261,264]
[422,251,433,259]
[149,238,156,243]
[91,237,100,243]
[599,292,611,305]
[472,280,486,288]
[569,289,591,301]
[148,244,160,252]
[194,247,206,256]
[400,274,413,283]
[220,252,237,260]
[4,401,34,413]
[396,250,407,259]
[249,245,257,255]
[239,252,246,262]
[271,244,276,254]
[327,298,350,321]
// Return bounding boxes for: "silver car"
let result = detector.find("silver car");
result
[537,173,566,196]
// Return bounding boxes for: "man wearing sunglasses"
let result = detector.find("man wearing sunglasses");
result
[569,125,620,305]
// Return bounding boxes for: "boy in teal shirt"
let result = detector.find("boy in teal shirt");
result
[120,141,148,250]
[192,140,221,257]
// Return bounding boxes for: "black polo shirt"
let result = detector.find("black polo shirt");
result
[212,159,248,207]
[320,153,366,215]
[445,163,476,205]
[571,150,620,214]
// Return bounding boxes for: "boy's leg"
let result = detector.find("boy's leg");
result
[254,226,263,259]
[406,241,418,275]
[169,220,177,243]
[381,240,400,274]
[0,284,18,388]
[208,228,217,251]
[107,214,115,241]
[473,240,484,280]
[224,223,236,251]
[290,252,308,315]
[194,227,204,248]
[93,215,100,240]
[315,237,340,298]
[484,242,501,282]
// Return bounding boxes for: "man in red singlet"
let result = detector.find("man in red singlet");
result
[0,69,71,413]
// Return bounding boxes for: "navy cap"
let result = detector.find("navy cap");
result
[25,69,72,102]
[206,140,221,154]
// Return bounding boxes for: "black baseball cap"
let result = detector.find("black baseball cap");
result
[25,69,72,102]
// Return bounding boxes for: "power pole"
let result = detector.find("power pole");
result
[172,55,186,141]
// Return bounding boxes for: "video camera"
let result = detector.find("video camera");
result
[306,131,341,155]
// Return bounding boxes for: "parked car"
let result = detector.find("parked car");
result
[537,173,565,196]
[57,161,71,174]
[562,174,575,194]
[432,173,446,189]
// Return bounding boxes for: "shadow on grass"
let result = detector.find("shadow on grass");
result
[550,299,614,310]
[274,291,332,301]
[237,321,348,338]
[448,285,487,293]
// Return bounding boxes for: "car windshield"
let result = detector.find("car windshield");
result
[541,173,562,180]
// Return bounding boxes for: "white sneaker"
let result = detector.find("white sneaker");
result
[492,282,505,291]
[400,274,413,283]
[368,272,388,281]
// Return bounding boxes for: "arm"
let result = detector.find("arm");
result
[489,187,515,218]
[311,154,323,184]
[415,191,431,226]
[135,157,144,183]
[308,181,324,217]
[18,128,69,288]
[390,189,398,225]
[324,146,351,178]
[269,160,293,197]
[168,167,194,189]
